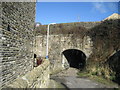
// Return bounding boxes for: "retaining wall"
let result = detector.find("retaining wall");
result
[5,60,50,88]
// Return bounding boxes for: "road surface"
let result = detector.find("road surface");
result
[50,68,118,89]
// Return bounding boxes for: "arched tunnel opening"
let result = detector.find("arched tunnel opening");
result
[62,49,86,69]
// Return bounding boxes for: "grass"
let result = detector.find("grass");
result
[89,75,118,87]
[77,72,91,78]
[77,71,119,88]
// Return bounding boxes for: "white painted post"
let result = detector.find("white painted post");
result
[46,24,49,59]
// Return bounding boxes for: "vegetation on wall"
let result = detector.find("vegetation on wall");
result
[88,19,120,62]
[87,19,120,85]
[107,50,120,84]
[35,22,100,36]
[35,19,120,85]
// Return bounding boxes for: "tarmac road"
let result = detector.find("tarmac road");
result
[51,68,118,89]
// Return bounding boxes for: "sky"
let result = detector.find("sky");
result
[35,2,119,25]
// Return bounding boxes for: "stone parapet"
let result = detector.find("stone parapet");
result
[5,60,50,88]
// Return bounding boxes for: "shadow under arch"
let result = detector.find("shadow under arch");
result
[62,49,86,69]
[107,50,120,84]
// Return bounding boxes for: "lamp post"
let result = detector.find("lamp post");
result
[46,23,56,59]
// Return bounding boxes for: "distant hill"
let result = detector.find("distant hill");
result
[103,13,120,21]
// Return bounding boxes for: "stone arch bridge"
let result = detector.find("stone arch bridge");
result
[1,2,120,89]
[34,34,93,70]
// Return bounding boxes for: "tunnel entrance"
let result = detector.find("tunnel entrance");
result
[62,49,86,69]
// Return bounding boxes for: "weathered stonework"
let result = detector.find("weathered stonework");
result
[5,60,50,88]
[1,1,120,87]
[34,18,120,83]
[34,34,93,72]
[1,2,35,88]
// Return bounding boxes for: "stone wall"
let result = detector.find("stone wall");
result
[34,34,93,72]
[1,2,35,88]
[34,22,98,72]
[34,19,120,82]
[5,60,50,88]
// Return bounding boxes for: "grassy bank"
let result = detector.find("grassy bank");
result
[77,71,119,89]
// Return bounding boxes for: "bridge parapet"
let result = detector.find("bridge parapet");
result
[5,60,50,88]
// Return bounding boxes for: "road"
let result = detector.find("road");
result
[51,68,118,89]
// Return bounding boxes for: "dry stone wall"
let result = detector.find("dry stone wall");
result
[1,2,35,88]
